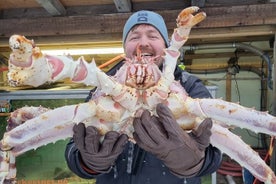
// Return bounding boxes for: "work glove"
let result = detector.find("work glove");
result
[133,103,213,177]
[73,123,128,173]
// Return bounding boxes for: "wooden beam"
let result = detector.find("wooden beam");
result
[189,25,276,41]
[191,0,205,8]
[35,0,66,16]
[206,0,263,6]
[113,0,132,12]
[0,25,273,49]
[0,4,117,19]
[183,50,273,60]
[132,0,189,11]
[0,4,275,39]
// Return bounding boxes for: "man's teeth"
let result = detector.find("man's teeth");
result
[140,53,152,56]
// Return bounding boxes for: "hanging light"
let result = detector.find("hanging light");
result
[42,47,124,55]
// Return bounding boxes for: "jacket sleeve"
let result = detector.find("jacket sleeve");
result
[65,139,98,179]
[178,70,212,99]
[196,144,222,177]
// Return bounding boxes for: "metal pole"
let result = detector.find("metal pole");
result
[211,172,217,184]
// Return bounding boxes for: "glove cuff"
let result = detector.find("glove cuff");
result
[80,160,99,175]
[170,157,204,178]
[78,153,112,174]
[78,154,99,174]
[90,165,113,174]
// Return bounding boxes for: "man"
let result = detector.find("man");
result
[65,10,222,184]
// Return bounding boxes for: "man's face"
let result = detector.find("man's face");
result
[124,24,166,67]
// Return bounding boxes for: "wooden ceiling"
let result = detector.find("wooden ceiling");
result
[0,0,275,72]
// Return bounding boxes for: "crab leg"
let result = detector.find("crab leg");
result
[165,94,276,184]
[183,97,276,136]
[8,35,116,88]
[1,102,95,156]
[0,151,16,184]
[211,123,276,184]
[1,93,134,156]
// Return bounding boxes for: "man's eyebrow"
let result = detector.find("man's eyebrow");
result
[128,27,160,36]
[130,30,139,34]
[147,30,159,34]
[129,29,140,35]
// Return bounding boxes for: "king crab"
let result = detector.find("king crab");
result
[1,6,276,184]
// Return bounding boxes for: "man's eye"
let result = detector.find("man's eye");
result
[130,36,139,41]
[149,35,159,39]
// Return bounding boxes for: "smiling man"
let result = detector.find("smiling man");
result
[65,10,222,184]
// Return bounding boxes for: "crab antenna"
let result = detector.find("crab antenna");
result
[136,44,142,62]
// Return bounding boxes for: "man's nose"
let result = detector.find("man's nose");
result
[138,36,150,47]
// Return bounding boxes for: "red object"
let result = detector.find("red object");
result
[253,137,275,184]
[0,67,8,72]
[217,158,243,177]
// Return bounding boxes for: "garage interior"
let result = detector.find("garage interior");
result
[0,0,276,183]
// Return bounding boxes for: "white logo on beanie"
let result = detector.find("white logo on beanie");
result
[137,12,148,22]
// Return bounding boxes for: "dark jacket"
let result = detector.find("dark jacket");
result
[65,62,222,184]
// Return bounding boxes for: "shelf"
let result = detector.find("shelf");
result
[0,113,10,116]
[0,89,91,100]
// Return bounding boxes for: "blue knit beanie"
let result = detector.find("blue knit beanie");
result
[122,10,169,47]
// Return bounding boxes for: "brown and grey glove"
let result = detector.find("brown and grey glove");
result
[73,123,128,173]
[133,103,212,177]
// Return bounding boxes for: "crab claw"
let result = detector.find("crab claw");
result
[176,6,206,28]
[169,6,206,51]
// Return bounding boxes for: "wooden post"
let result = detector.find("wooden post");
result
[270,33,276,173]
[272,35,276,118]
[0,64,4,86]
[226,73,232,102]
